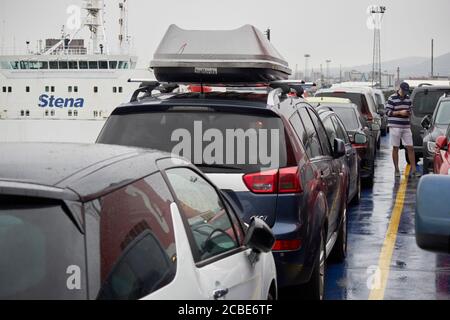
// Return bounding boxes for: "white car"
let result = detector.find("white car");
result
[0,143,277,300]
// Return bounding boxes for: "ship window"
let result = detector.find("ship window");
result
[79,61,88,69]
[68,110,73,117]
[118,87,123,93]
[8,87,12,93]
[68,86,72,93]
[49,61,58,69]
[25,110,30,117]
[20,110,24,117]
[51,110,55,116]
[109,61,117,69]
[0,61,11,69]
[68,61,78,69]
[28,61,41,70]
[99,111,102,117]
[118,61,129,69]
[89,61,98,69]
[74,86,78,93]
[45,110,49,116]
[74,110,78,117]
[113,87,117,93]
[20,61,29,69]
[40,61,49,69]
[94,86,98,93]
[58,61,68,69]
[51,86,55,93]
[45,86,49,92]
[10,61,19,69]
[2,87,5,93]
[94,111,98,117]
[99,61,108,69]
[26,86,30,93]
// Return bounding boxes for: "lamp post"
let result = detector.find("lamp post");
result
[304,54,310,81]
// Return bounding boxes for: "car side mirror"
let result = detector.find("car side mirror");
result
[415,175,450,254]
[244,217,275,253]
[421,115,431,129]
[371,123,381,131]
[354,132,367,145]
[435,136,448,151]
[377,104,385,116]
[333,138,346,158]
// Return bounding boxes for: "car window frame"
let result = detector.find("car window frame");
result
[331,115,350,144]
[161,165,247,268]
[306,107,333,158]
[297,106,325,159]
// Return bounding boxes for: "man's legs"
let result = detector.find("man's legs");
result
[390,128,401,175]
[401,128,420,176]
[406,146,417,173]
[393,146,400,173]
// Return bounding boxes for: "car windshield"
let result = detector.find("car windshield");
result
[413,89,450,115]
[329,107,360,131]
[98,111,287,173]
[0,197,86,299]
[316,92,370,115]
[435,101,450,125]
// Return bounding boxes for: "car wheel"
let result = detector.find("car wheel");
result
[302,229,326,300]
[423,158,429,175]
[330,203,348,262]
[381,128,387,137]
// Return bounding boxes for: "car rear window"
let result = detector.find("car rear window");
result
[98,111,288,173]
[316,92,370,115]
[0,197,86,299]
[435,101,450,125]
[330,107,360,131]
[412,89,450,115]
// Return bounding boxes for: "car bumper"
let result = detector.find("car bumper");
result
[271,221,313,288]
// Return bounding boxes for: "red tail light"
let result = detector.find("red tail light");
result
[243,167,302,194]
[278,167,302,193]
[242,169,278,193]
[272,239,302,251]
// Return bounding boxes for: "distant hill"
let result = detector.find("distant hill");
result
[336,53,450,78]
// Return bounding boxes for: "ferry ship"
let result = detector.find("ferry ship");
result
[0,0,153,124]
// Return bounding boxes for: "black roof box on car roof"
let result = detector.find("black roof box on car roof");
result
[150,25,292,84]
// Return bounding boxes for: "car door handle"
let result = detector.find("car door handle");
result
[213,288,229,300]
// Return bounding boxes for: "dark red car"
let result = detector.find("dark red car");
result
[434,125,450,175]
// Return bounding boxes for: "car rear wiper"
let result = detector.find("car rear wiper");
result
[195,163,242,171]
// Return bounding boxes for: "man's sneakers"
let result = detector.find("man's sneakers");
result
[395,170,422,179]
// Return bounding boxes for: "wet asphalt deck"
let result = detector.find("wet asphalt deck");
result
[325,134,450,300]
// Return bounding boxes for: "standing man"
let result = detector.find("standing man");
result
[385,82,421,178]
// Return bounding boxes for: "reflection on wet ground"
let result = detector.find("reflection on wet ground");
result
[325,135,450,300]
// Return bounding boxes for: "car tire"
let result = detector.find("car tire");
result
[301,229,326,300]
[330,204,347,263]
[422,158,430,175]
[381,128,387,137]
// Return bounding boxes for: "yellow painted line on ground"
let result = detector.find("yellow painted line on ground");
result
[368,165,410,300]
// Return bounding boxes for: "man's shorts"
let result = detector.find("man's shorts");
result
[390,127,413,147]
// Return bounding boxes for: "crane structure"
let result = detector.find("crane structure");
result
[369,5,386,88]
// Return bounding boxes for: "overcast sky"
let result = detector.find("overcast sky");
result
[1,0,449,70]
